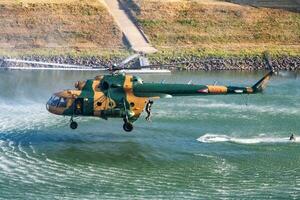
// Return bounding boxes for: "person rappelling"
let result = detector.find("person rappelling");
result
[145,100,154,121]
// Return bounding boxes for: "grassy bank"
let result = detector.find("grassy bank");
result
[0,48,131,60]
[0,0,125,56]
[128,0,300,57]
[0,0,299,59]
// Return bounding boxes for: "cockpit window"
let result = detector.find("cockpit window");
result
[48,96,68,107]
[58,98,67,107]
[48,96,60,106]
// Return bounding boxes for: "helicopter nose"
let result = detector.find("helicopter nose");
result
[46,95,63,115]
[46,101,54,113]
[46,102,50,111]
[46,94,71,116]
[46,97,55,114]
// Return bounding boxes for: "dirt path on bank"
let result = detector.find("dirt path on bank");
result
[102,0,157,54]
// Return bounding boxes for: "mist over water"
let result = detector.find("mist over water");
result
[0,70,300,199]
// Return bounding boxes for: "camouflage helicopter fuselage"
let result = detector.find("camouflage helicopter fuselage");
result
[46,71,272,131]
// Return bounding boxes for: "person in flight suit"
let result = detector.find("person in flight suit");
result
[145,100,154,121]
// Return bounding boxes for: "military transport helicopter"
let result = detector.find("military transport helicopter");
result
[44,56,274,132]
[1,53,274,132]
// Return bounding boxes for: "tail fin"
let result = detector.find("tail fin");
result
[252,71,273,93]
[251,52,275,93]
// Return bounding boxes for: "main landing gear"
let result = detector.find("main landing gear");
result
[70,117,78,130]
[69,116,133,132]
[123,122,133,132]
[123,118,133,132]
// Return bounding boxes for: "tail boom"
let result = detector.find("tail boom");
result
[207,71,273,95]
[133,71,273,98]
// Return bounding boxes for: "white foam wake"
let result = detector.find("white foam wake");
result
[197,134,300,144]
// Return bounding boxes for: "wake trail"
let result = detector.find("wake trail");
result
[197,134,300,144]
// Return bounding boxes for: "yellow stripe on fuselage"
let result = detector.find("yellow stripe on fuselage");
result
[124,75,148,118]
[207,85,228,94]
[93,78,116,116]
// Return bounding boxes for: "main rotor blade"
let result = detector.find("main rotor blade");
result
[128,61,200,69]
[118,54,140,67]
[3,58,107,70]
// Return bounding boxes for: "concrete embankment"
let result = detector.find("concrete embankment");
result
[1,55,299,71]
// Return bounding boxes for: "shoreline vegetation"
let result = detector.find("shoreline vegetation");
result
[0,0,299,70]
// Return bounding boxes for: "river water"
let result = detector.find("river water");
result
[0,70,300,199]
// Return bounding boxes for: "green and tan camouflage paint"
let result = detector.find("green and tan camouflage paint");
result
[46,71,273,123]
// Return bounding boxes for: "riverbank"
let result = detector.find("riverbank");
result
[0,0,299,60]
[123,0,300,57]
[0,0,124,54]
[1,54,299,71]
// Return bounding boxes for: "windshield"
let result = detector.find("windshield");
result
[58,98,67,107]
[48,96,67,107]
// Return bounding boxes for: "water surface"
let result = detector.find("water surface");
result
[0,70,300,199]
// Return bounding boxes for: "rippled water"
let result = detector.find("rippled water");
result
[0,70,300,199]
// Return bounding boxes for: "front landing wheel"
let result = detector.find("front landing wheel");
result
[70,121,78,130]
[123,122,133,132]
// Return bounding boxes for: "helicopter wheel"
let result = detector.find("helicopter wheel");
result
[123,122,133,132]
[70,121,78,130]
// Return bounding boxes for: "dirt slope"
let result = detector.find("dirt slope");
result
[127,0,300,56]
[0,0,125,56]
[0,0,299,57]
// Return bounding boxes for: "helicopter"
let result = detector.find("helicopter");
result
[1,53,274,132]
[44,55,274,132]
